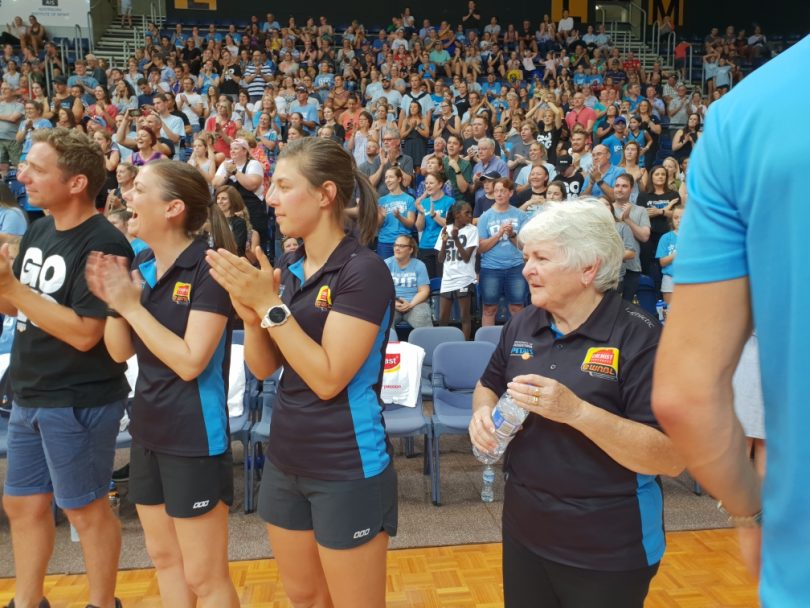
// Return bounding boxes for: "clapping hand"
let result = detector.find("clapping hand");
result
[85,251,142,316]
[206,246,282,325]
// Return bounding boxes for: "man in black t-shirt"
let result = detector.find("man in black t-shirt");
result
[2,128,132,608]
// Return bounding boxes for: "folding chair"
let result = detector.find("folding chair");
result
[408,326,465,401]
[430,341,496,505]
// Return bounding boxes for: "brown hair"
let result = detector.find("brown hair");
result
[494,176,515,191]
[278,138,379,246]
[146,160,237,253]
[215,185,254,232]
[31,127,106,200]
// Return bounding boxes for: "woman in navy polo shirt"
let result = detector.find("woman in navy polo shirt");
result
[470,199,684,608]
[86,161,240,608]
[206,138,396,607]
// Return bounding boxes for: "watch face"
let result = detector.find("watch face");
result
[268,306,288,323]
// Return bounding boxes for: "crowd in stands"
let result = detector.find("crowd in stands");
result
[0,6,784,335]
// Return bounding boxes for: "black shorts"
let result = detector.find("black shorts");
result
[257,459,398,550]
[129,443,234,518]
[440,282,476,301]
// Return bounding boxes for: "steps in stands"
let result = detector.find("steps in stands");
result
[92,20,141,68]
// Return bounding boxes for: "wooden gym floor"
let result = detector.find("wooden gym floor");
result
[0,529,758,607]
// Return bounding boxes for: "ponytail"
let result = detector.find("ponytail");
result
[208,202,238,254]
[353,168,380,247]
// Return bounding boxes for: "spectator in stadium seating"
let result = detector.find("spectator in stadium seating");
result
[130,126,165,166]
[565,92,596,134]
[514,142,557,191]
[377,167,417,259]
[471,198,680,607]
[212,137,269,254]
[671,112,701,162]
[472,137,508,204]
[636,165,681,285]
[414,170,454,277]
[477,177,527,326]
[667,84,689,129]
[656,205,682,305]
[514,164,551,215]
[600,115,627,166]
[87,160,240,608]
[386,235,433,330]
[581,144,624,201]
[369,127,414,196]
[16,99,50,161]
[0,180,26,238]
[187,135,217,188]
[611,173,650,301]
[204,96,238,163]
[205,138,394,608]
[0,83,23,176]
[288,86,319,135]
[398,101,430,167]
[443,135,473,202]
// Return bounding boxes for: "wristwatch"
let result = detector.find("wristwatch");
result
[260,304,292,328]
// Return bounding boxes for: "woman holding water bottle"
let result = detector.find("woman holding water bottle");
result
[469,199,684,608]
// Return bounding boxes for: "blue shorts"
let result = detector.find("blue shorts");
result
[4,400,126,509]
[479,265,528,306]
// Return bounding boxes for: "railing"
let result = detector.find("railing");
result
[651,21,660,55]
[87,12,95,53]
[628,1,647,48]
[663,31,675,61]
[686,43,693,82]
[74,25,84,61]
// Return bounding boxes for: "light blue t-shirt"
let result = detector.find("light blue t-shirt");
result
[676,35,810,608]
[655,230,677,277]
[385,256,429,302]
[418,195,454,251]
[601,134,626,166]
[582,164,626,198]
[477,206,527,270]
[0,206,26,236]
[377,192,416,244]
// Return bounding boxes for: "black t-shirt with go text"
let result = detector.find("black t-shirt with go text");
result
[11,214,133,408]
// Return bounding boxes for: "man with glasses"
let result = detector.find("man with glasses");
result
[370,127,414,196]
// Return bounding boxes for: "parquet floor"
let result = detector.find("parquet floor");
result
[0,529,758,607]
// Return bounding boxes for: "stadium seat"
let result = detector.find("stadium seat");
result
[474,325,502,345]
[430,341,496,505]
[635,274,658,317]
[408,326,465,400]
[245,369,281,513]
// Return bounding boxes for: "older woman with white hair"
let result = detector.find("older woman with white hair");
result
[470,198,683,608]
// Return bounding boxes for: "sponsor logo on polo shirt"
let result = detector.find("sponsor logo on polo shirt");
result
[315,285,332,311]
[172,282,192,305]
[581,347,619,381]
[510,340,535,360]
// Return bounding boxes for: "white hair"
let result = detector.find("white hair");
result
[477,137,495,150]
[518,197,623,292]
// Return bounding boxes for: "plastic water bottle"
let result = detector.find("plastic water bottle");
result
[656,299,666,323]
[108,481,120,517]
[480,465,496,503]
[70,524,80,542]
[473,393,529,502]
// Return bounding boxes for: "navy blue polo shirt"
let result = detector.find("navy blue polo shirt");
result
[268,236,395,481]
[130,239,233,458]
[480,291,665,571]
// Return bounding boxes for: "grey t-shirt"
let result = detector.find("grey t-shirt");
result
[0,100,23,140]
[614,203,650,251]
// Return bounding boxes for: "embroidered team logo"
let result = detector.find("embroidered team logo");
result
[510,340,535,360]
[172,282,191,305]
[581,347,619,381]
[314,285,332,311]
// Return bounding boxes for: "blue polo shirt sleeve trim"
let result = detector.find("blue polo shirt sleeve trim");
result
[675,105,748,284]
[197,331,229,456]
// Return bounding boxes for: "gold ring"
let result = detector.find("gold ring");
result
[532,395,539,406]
[534,387,541,397]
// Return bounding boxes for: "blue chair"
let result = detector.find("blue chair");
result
[474,325,502,345]
[408,326,465,400]
[230,330,263,512]
[245,369,282,513]
[635,274,658,317]
[382,395,432,474]
[430,341,496,505]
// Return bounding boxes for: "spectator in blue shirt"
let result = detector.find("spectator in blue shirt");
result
[377,167,417,259]
[288,86,319,135]
[655,205,682,305]
[601,115,628,165]
[477,177,528,326]
[472,137,508,206]
[16,100,51,160]
[385,235,433,329]
[581,144,625,202]
[67,60,99,106]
